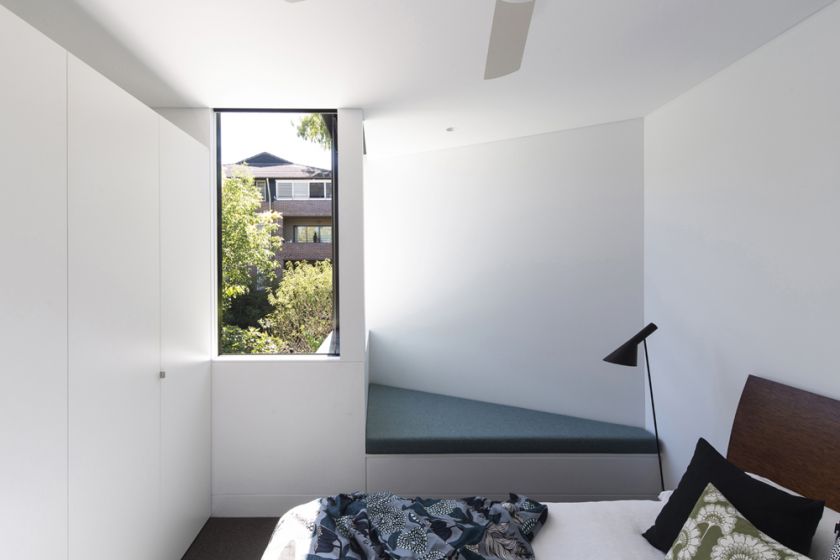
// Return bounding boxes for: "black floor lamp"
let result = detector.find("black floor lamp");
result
[603,322,664,491]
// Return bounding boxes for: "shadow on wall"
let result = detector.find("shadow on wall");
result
[366,328,647,429]
[0,0,197,107]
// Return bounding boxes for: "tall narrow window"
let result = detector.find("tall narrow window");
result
[255,179,268,201]
[216,110,338,355]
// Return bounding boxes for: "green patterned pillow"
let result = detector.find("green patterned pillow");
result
[665,483,810,560]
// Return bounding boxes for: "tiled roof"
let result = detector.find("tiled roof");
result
[223,152,330,179]
[238,152,292,166]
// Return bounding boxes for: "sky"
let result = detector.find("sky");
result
[220,112,332,170]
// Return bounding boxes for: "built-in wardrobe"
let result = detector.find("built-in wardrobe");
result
[0,5,212,560]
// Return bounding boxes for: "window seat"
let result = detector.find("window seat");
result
[366,384,657,455]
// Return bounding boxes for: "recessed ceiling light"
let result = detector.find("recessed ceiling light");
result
[445,127,455,132]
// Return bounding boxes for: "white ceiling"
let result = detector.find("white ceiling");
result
[1,0,834,156]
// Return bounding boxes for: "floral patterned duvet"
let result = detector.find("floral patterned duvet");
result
[273,492,547,560]
[262,496,672,560]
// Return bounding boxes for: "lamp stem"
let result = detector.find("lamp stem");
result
[643,339,665,492]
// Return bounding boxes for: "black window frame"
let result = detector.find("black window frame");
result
[214,108,340,356]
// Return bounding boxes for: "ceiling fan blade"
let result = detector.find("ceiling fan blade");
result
[484,0,535,80]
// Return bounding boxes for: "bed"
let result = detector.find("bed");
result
[261,375,840,560]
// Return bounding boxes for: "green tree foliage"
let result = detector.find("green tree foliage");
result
[226,285,274,329]
[219,161,334,355]
[220,165,281,312]
[294,114,331,150]
[220,325,287,354]
[262,260,334,353]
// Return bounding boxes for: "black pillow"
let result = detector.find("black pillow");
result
[643,438,824,555]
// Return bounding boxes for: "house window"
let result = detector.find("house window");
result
[292,182,309,199]
[272,181,332,200]
[294,225,332,243]
[256,179,268,201]
[275,182,293,199]
[216,110,338,356]
[309,182,325,198]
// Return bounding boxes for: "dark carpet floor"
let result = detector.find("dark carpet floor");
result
[182,518,279,560]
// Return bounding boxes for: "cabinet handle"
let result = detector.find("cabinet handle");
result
[159,371,166,379]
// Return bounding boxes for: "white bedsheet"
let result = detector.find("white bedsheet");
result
[261,498,667,560]
[532,500,665,559]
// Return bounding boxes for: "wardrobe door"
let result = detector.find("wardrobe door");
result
[0,6,68,559]
[159,117,212,558]
[68,55,161,560]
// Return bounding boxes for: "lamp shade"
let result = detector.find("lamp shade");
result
[603,323,658,366]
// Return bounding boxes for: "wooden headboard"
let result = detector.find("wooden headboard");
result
[728,375,840,510]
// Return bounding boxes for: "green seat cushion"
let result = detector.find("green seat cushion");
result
[366,384,657,454]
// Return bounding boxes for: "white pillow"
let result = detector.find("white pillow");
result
[747,472,838,560]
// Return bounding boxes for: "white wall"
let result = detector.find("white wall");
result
[0,6,68,557]
[212,359,366,515]
[365,119,646,427]
[645,2,840,487]
[211,109,367,516]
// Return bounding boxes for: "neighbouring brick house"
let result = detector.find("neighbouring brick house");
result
[223,152,333,277]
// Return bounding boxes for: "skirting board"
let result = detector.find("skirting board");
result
[212,453,660,517]
[213,494,324,517]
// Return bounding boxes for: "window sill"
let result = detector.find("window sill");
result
[212,354,341,364]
